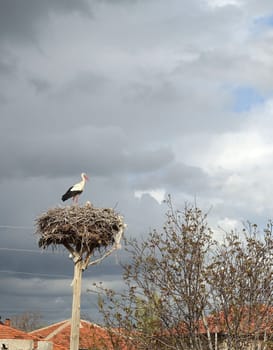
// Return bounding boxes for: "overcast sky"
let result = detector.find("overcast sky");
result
[1,0,273,325]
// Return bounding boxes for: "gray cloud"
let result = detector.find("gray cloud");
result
[58,71,109,98]
[1,0,273,325]
[134,162,211,196]
[0,120,174,180]
[0,0,91,45]
[29,77,51,94]
[0,53,17,76]
[126,79,179,104]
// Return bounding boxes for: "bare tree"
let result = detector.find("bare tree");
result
[95,196,215,350]
[94,199,273,350]
[206,222,273,349]
[10,311,43,332]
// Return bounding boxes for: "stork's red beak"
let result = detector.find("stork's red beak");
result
[85,175,89,181]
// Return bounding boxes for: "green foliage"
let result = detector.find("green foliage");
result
[134,293,162,334]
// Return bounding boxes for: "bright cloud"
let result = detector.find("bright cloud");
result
[134,189,166,204]
[206,0,243,8]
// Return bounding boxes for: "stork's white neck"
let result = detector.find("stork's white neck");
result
[81,173,88,181]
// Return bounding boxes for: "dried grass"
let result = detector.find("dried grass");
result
[36,203,125,255]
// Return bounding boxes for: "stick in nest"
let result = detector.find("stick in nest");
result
[35,203,126,256]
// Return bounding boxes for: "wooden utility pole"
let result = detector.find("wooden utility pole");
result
[70,259,83,350]
[36,205,125,350]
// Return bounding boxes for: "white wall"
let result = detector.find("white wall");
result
[37,341,53,350]
[0,339,33,350]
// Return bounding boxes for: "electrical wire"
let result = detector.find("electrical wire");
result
[0,247,65,254]
[0,248,45,253]
[0,225,33,229]
[0,269,71,278]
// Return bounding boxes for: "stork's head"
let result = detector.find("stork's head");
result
[81,173,89,181]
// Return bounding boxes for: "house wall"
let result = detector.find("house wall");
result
[37,341,53,350]
[217,339,266,350]
[0,339,34,350]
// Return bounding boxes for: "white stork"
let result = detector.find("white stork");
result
[62,173,89,204]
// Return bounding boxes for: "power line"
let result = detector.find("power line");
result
[0,225,33,230]
[0,269,71,279]
[0,248,43,253]
[0,247,65,254]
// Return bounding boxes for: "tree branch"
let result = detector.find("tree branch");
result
[88,245,118,267]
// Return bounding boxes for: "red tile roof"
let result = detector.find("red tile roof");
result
[167,305,273,337]
[0,323,36,340]
[52,344,67,350]
[197,305,273,335]
[0,322,64,350]
[30,319,131,350]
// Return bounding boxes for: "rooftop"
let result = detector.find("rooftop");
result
[30,319,129,350]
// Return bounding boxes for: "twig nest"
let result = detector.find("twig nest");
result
[36,203,126,254]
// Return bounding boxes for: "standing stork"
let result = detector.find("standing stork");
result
[62,173,89,204]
